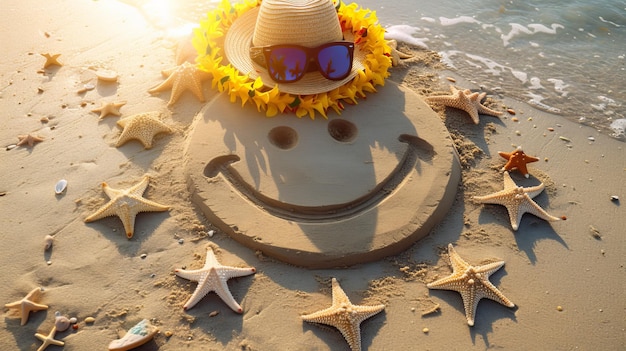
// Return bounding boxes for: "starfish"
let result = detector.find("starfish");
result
[84,175,170,239]
[473,171,562,230]
[115,112,173,149]
[498,146,539,178]
[4,287,49,325]
[40,53,62,69]
[16,134,44,148]
[425,86,503,124]
[91,100,126,119]
[385,39,413,66]
[148,62,211,105]
[34,326,64,351]
[175,247,256,313]
[427,244,515,326]
[302,278,385,351]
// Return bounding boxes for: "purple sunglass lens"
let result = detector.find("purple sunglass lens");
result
[317,45,352,80]
[267,47,307,82]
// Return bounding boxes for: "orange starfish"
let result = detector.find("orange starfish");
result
[498,146,539,178]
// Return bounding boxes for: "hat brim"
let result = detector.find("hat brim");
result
[224,7,366,96]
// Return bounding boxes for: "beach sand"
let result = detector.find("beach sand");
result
[1,0,624,350]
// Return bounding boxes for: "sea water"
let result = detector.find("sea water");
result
[122,0,626,138]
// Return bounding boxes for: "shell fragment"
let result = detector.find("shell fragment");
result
[108,319,158,351]
[55,179,68,194]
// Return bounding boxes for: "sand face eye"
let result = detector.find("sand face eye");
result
[268,126,298,150]
[328,119,357,143]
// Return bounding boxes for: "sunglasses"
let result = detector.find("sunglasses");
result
[250,41,354,83]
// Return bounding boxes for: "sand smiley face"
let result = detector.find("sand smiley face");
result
[185,82,461,268]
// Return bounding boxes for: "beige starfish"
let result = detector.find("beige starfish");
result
[40,53,62,69]
[386,39,413,66]
[84,175,170,239]
[148,62,211,105]
[4,287,49,325]
[16,134,44,147]
[34,325,64,351]
[302,278,385,351]
[427,244,515,326]
[175,247,256,313]
[115,112,172,149]
[425,86,503,124]
[473,171,562,230]
[91,100,126,119]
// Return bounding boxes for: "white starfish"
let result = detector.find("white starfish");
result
[175,248,256,313]
[473,171,562,230]
[84,175,170,238]
[34,326,64,351]
[302,278,385,351]
[427,243,514,326]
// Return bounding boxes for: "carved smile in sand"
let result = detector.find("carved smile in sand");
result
[203,132,431,222]
[184,83,460,268]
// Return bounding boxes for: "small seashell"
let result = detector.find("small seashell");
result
[55,313,71,332]
[72,324,79,330]
[140,253,147,259]
[559,136,571,142]
[164,331,173,338]
[445,77,456,83]
[208,230,215,238]
[610,195,619,202]
[208,310,219,317]
[507,108,516,115]
[96,70,118,82]
[422,327,430,334]
[6,144,17,151]
[76,84,96,94]
[44,235,54,250]
[55,179,68,194]
[85,316,95,324]
[108,319,158,351]
[178,238,184,245]
[587,136,595,141]
[69,317,78,324]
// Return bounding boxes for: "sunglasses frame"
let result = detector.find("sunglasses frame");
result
[250,41,355,83]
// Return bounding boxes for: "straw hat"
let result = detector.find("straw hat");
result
[224,0,366,95]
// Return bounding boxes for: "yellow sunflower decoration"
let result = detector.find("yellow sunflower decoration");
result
[193,0,392,119]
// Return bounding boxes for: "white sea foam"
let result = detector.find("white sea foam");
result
[597,96,619,106]
[528,77,544,90]
[599,16,622,27]
[525,92,562,113]
[384,24,429,48]
[609,119,626,137]
[439,16,480,26]
[547,78,570,97]
[500,23,564,46]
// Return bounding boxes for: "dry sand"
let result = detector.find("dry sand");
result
[1,0,625,350]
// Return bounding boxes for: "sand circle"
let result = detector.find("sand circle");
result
[184,82,460,268]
